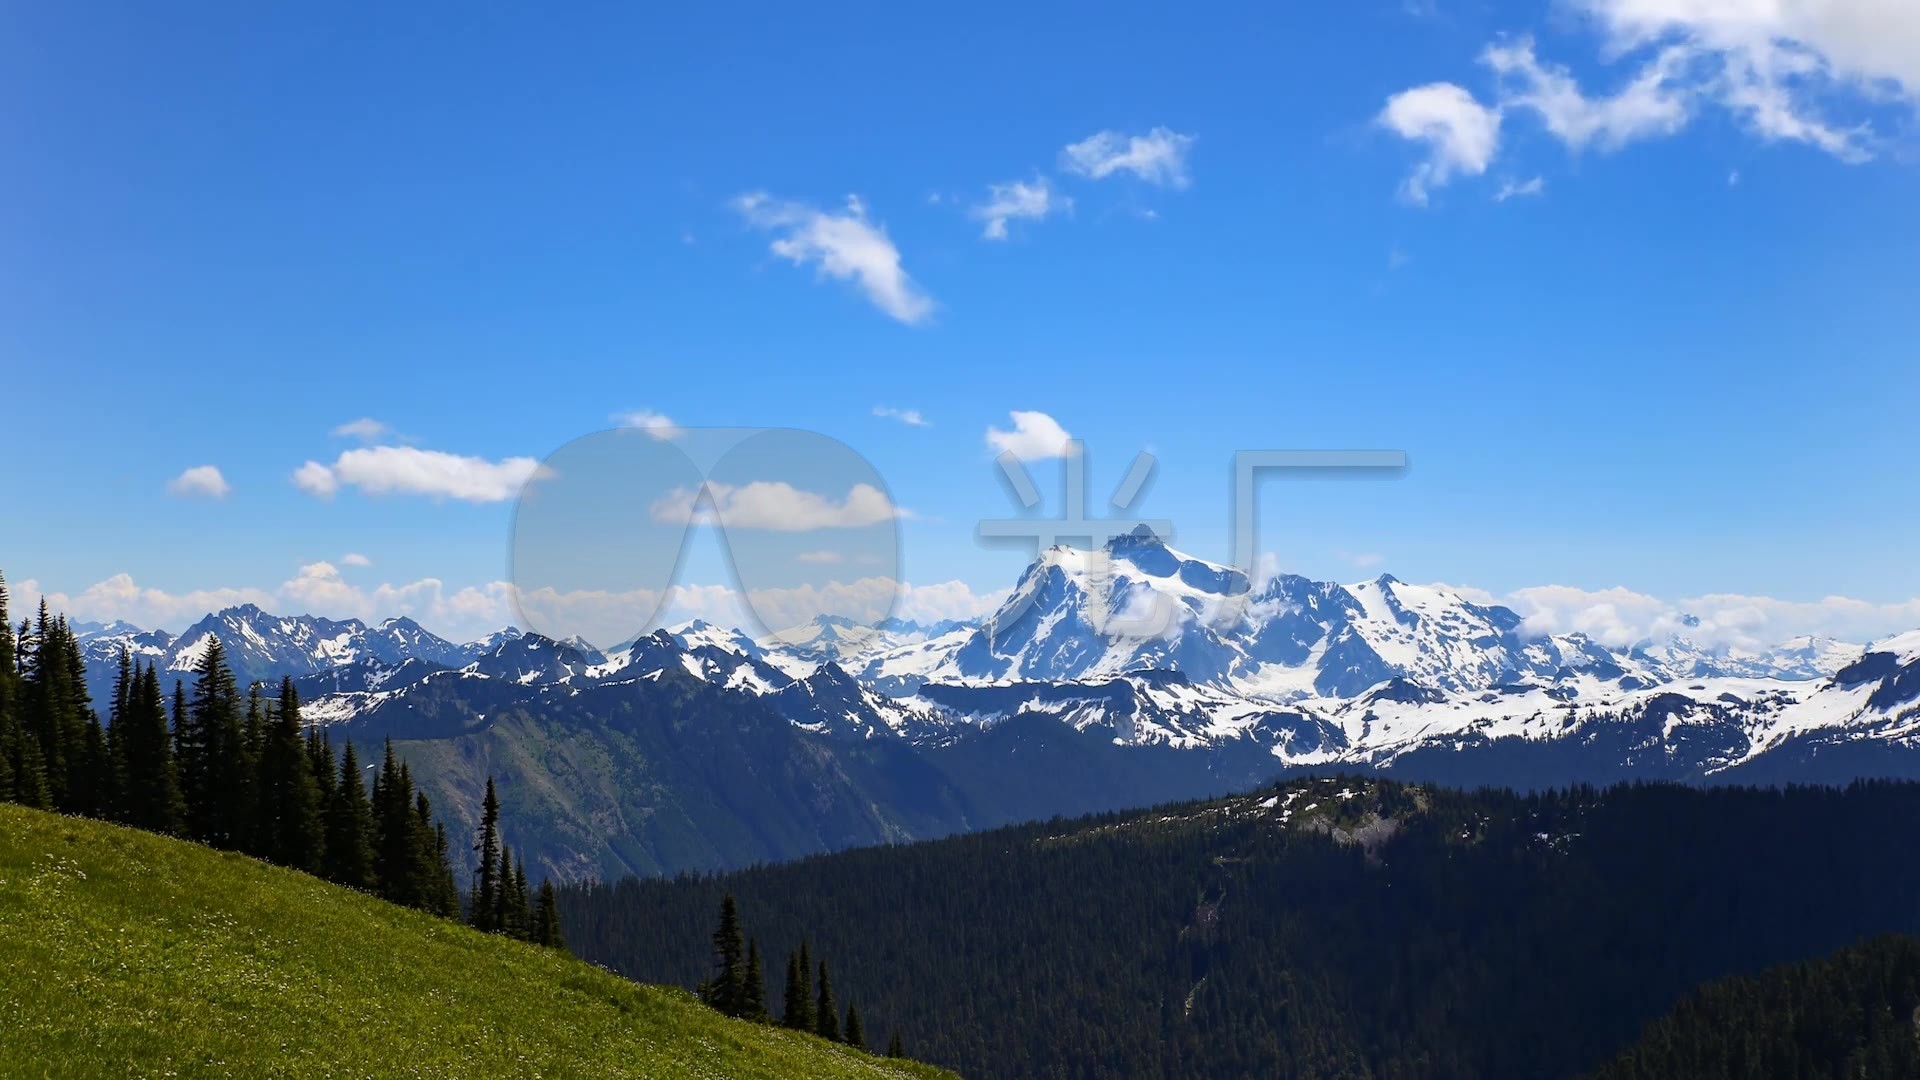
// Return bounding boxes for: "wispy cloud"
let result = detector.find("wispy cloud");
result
[330,418,393,443]
[340,552,373,568]
[971,178,1069,240]
[611,408,683,439]
[733,192,935,325]
[873,405,930,427]
[1060,127,1197,188]
[167,465,231,499]
[649,481,906,531]
[1494,175,1546,201]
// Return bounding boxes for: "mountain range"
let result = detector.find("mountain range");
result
[69,531,1920,877]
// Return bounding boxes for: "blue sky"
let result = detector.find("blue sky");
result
[4,1,1918,646]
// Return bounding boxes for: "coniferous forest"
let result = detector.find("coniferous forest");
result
[558,777,1920,1079]
[1590,934,1920,1079]
[0,572,561,947]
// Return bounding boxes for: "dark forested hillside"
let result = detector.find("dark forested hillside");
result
[1590,935,1920,1079]
[559,778,1920,1080]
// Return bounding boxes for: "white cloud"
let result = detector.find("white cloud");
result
[1505,583,1920,650]
[1482,37,1694,151]
[649,481,905,531]
[168,465,231,499]
[872,405,929,427]
[1577,0,1920,96]
[291,461,339,498]
[1061,127,1197,187]
[340,552,373,568]
[330,418,392,442]
[1378,83,1503,204]
[795,550,846,565]
[733,192,935,325]
[293,446,544,503]
[1495,175,1547,201]
[985,410,1075,461]
[611,408,683,439]
[971,178,1069,240]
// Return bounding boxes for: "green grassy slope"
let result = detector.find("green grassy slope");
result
[0,805,954,1079]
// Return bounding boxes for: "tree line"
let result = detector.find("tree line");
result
[0,573,560,950]
[695,894,908,1060]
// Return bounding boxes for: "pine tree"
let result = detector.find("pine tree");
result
[428,817,460,918]
[843,1003,865,1051]
[183,638,243,845]
[783,945,815,1031]
[741,939,768,1022]
[493,844,515,934]
[509,858,532,939]
[886,1031,904,1059]
[471,777,502,932]
[0,573,15,803]
[702,895,747,1016]
[323,741,375,889]
[256,678,324,872]
[371,740,422,907]
[413,788,454,918]
[815,960,839,1042]
[115,665,184,834]
[533,880,565,950]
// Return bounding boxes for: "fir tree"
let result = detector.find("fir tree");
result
[371,740,422,907]
[0,572,15,803]
[886,1031,904,1059]
[843,1004,865,1051]
[413,788,455,918]
[702,895,747,1016]
[256,678,324,872]
[510,858,532,939]
[324,741,375,889]
[471,777,502,932]
[815,960,839,1042]
[741,939,768,1022]
[182,638,242,845]
[783,945,815,1031]
[533,880,566,950]
[493,844,516,934]
[121,665,185,834]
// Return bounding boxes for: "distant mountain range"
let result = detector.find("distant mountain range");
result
[69,531,1920,878]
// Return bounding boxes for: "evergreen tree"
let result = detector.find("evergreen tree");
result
[533,880,566,950]
[814,961,839,1042]
[182,638,242,845]
[323,741,375,889]
[0,573,15,803]
[843,1003,865,1051]
[493,844,516,934]
[782,945,815,1031]
[886,1031,904,1059]
[701,895,747,1016]
[371,740,423,907]
[428,818,460,919]
[75,712,115,820]
[471,777,502,932]
[256,678,324,872]
[741,939,768,1022]
[119,665,184,834]
[510,858,532,939]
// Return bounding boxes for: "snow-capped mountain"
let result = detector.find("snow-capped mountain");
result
[853,529,1849,703]
[758,614,970,674]
[66,532,1917,786]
